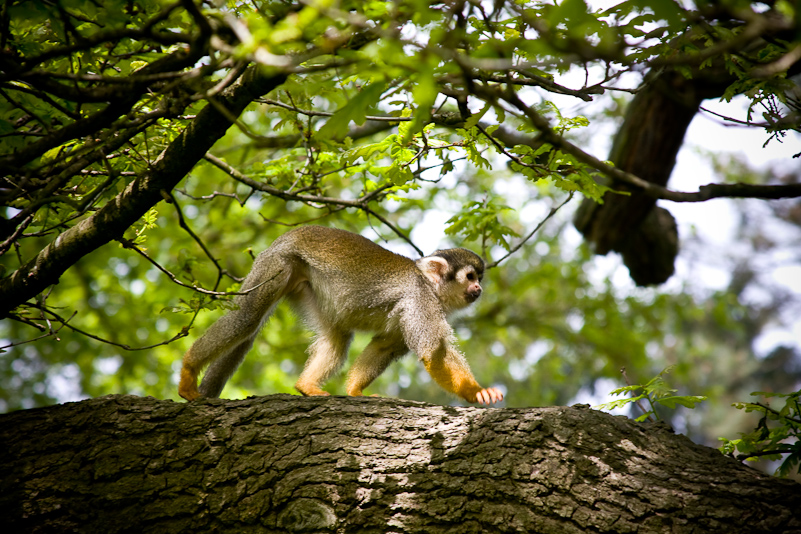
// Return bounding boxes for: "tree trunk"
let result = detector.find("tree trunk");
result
[1,395,799,533]
[574,68,734,286]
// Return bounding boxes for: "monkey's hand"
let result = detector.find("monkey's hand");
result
[475,387,504,405]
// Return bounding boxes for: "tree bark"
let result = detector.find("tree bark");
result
[1,394,799,533]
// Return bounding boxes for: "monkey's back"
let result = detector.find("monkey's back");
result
[267,226,439,333]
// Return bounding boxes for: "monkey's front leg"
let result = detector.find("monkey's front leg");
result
[423,347,504,405]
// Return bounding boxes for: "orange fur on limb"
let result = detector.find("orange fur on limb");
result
[178,359,200,401]
[422,346,500,404]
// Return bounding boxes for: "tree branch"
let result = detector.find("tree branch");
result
[0,66,288,318]
[2,395,800,533]
[201,153,424,255]
[499,91,801,203]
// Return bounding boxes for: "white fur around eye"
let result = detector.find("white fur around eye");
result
[457,266,475,283]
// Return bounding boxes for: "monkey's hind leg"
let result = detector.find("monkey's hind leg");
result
[346,334,408,397]
[179,361,203,401]
[295,328,352,396]
[179,258,294,401]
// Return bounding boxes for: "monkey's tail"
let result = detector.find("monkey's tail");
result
[193,251,296,397]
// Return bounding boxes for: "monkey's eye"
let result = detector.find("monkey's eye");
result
[467,272,476,281]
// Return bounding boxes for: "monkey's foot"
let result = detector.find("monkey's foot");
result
[344,387,382,397]
[295,381,331,397]
[178,386,200,401]
[300,390,331,397]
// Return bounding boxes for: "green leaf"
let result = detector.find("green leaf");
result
[595,394,647,411]
[608,385,643,395]
[463,103,491,130]
[345,135,396,165]
[656,395,707,409]
[317,82,387,140]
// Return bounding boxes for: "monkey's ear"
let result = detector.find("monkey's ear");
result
[416,256,449,287]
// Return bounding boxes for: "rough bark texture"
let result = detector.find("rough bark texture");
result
[1,394,799,533]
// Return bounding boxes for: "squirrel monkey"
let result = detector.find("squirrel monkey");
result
[178,226,503,405]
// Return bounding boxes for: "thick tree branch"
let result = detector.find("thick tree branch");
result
[0,67,288,318]
[1,395,799,533]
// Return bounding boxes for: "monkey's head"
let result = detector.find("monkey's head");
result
[416,248,485,313]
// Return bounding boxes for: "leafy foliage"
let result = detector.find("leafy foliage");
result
[595,366,707,423]
[720,391,801,477]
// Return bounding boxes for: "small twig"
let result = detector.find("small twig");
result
[486,192,573,269]
[699,106,768,128]
[0,310,72,351]
[117,238,264,296]
[751,402,801,425]
[175,188,247,207]
[361,206,423,257]
[258,98,411,122]
[204,152,395,210]
[163,190,241,285]
[259,210,341,227]
[476,124,549,176]
[2,304,189,352]
[202,153,424,255]
[735,448,797,461]
[0,215,33,256]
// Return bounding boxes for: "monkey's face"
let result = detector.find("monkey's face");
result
[417,248,485,313]
[439,264,483,312]
[459,265,483,304]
